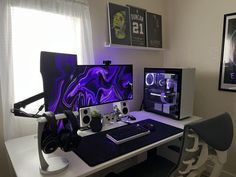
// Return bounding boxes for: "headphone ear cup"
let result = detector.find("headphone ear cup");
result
[69,133,80,150]
[59,129,71,152]
[41,112,59,154]
[59,129,80,152]
[41,133,58,154]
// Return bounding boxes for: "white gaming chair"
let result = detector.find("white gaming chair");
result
[169,112,233,177]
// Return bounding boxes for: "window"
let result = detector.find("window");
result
[11,7,82,110]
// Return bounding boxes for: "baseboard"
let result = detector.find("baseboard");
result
[221,170,236,177]
[205,165,236,177]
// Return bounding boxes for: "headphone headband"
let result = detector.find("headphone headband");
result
[64,110,79,131]
[43,112,57,135]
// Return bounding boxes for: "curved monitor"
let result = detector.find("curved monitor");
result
[40,51,133,113]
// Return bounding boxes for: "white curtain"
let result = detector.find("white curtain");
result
[0,0,16,141]
[10,0,94,64]
[0,0,94,140]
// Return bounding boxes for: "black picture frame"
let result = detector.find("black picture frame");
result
[219,13,236,92]
[146,12,162,48]
[127,5,146,46]
[108,3,131,45]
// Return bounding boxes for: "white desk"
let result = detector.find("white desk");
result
[131,111,201,129]
[5,111,201,177]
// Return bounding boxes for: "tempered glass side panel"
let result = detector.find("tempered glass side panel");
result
[143,68,182,119]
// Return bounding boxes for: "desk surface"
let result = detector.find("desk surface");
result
[5,111,201,177]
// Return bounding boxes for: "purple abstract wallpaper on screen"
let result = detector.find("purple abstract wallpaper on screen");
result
[62,65,133,112]
[40,51,77,113]
[40,52,133,114]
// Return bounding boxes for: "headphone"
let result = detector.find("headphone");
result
[41,112,59,154]
[59,110,81,152]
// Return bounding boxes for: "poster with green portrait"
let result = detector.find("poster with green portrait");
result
[108,3,131,45]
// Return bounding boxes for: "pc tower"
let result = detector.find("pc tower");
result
[143,68,195,120]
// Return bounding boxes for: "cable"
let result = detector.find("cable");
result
[139,99,144,111]
[11,104,45,118]
[33,104,45,118]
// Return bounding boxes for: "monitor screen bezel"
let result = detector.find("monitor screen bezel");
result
[70,64,134,109]
[42,62,133,113]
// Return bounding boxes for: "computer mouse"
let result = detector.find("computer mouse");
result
[128,115,136,121]
[143,123,155,132]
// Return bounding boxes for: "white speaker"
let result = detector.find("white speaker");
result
[113,101,129,116]
[79,107,91,127]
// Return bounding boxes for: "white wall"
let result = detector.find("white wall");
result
[88,0,166,112]
[164,0,236,175]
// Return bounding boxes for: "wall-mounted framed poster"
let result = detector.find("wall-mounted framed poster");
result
[146,12,162,48]
[108,2,131,45]
[127,5,146,46]
[219,12,236,92]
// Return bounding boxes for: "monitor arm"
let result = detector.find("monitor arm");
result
[11,92,44,118]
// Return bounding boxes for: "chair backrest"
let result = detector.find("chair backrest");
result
[169,112,233,177]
